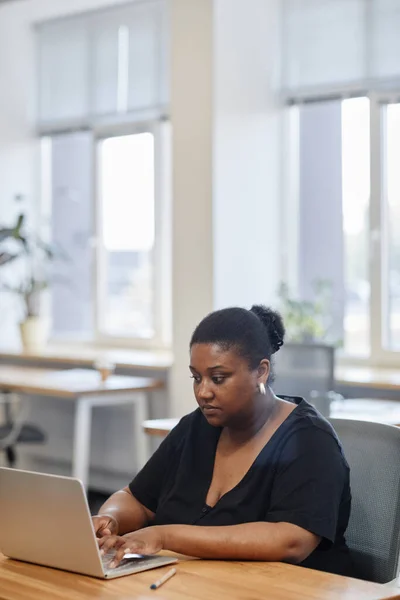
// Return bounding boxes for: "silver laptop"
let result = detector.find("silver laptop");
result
[0,468,177,579]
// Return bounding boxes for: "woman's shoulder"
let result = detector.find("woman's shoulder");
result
[280,398,349,465]
[294,399,341,436]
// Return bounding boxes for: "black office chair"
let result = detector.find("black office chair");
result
[272,341,344,416]
[273,342,335,399]
[0,392,46,467]
[329,418,400,583]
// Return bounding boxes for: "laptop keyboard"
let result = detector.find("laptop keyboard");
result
[102,550,157,575]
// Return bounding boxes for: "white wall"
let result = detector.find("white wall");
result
[168,0,283,416]
[169,0,214,416]
[213,0,282,310]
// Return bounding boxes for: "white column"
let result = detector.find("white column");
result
[169,0,214,416]
[213,0,282,309]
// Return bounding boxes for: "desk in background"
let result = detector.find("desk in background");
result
[336,365,400,400]
[143,398,400,437]
[1,347,400,395]
[0,345,172,374]
[0,366,162,489]
[0,553,398,600]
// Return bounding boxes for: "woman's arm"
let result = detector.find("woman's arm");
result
[99,521,320,566]
[96,487,155,535]
[161,522,320,562]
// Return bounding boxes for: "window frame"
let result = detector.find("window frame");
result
[44,118,171,350]
[368,91,400,367]
[93,118,171,350]
[282,91,400,367]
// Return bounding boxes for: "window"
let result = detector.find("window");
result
[286,94,400,364]
[341,98,370,356]
[36,3,171,348]
[45,124,171,347]
[287,98,370,356]
[97,133,155,339]
[281,0,400,365]
[37,1,168,130]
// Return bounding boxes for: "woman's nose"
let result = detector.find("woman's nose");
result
[197,380,214,399]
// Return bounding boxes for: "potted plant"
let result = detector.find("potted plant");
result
[276,280,343,417]
[277,280,335,343]
[0,204,63,352]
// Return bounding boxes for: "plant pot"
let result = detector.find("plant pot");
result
[19,317,49,352]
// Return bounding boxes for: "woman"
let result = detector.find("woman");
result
[94,305,352,575]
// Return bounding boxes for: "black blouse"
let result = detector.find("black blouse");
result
[129,397,353,575]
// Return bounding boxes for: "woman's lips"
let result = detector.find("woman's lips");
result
[202,405,221,415]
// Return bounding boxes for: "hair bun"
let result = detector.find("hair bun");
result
[250,305,285,354]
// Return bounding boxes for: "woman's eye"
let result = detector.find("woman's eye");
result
[190,375,201,383]
[212,376,225,385]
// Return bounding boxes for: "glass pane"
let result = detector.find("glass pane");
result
[294,98,369,356]
[38,19,89,124]
[49,132,94,338]
[383,103,400,350]
[371,0,400,80]
[342,97,370,356]
[98,133,155,338]
[297,101,345,345]
[283,0,365,90]
[91,15,119,116]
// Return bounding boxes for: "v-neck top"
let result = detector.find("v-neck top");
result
[129,397,352,576]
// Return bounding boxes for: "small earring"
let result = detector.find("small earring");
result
[258,382,266,395]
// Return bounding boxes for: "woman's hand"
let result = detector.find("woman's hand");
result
[92,514,119,538]
[98,526,165,568]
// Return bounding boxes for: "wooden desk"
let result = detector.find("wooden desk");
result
[0,554,398,600]
[331,398,400,426]
[144,417,179,436]
[0,366,162,488]
[1,348,399,393]
[336,366,400,392]
[0,345,172,373]
[143,398,400,437]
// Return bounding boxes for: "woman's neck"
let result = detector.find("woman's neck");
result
[224,391,280,445]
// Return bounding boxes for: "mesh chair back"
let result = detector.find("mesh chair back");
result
[273,342,335,401]
[330,418,400,583]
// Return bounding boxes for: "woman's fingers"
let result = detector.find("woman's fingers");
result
[109,545,131,568]
[92,515,118,538]
[98,534,120,554]
[98,530,158,568]
[109,537,144,568]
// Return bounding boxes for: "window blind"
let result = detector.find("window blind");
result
[282,0,400,101]
[36,0,168,131]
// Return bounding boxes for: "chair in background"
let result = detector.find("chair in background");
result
[273,342,336,411]
[0,392,46,467]
[329,418,400,583]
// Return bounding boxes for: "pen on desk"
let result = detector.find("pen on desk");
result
[150,567,177,590]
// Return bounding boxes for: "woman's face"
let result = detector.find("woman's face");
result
[189,343,269,427]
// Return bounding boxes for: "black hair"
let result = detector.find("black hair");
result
[190,305,285,383]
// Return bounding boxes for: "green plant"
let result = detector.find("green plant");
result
[277,280,334,343]
[0,201,63,320]
[0,214,25,266]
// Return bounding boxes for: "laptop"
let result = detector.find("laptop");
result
[0,468,177,579]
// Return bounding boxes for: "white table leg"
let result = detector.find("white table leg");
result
[72,396,92,490]
[133,392,149,471]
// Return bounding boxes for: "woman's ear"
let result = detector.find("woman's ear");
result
[257,359,270,384]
